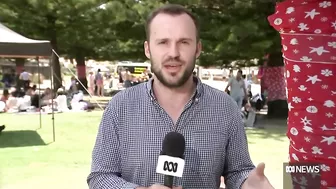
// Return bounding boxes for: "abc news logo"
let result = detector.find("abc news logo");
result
[163,161,178,173]
[156,155,184,177]
[285,164,320,174]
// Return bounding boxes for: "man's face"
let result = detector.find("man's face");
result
[144,13,202,88]
[237,72,242,78]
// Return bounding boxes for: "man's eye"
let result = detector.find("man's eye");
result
[158,41,166,44]
[181,41,189,44]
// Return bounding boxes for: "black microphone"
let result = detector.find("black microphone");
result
[156,132,185,188]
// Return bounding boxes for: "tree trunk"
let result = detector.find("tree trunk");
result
[75,54,88,94]
[47,14,62,92]
[15,58,25,89]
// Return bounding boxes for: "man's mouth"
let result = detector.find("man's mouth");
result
[165,65,181,67]
[164,64,182,72]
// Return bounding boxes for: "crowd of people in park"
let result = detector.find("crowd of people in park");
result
[0,66,155,113]
[0,65,263,130]
[85,67,152,97]
[0,68,95,114]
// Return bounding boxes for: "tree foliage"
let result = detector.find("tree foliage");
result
[0,0,283,73]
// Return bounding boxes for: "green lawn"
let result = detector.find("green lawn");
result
[0,112,288,189]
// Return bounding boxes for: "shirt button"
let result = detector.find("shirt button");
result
[195,98,199,102]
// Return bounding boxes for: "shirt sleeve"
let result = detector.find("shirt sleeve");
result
[222,104,255,188]
[87,100,139,189]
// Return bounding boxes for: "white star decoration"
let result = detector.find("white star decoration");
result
[309,46,330,55]
[305,9,320,19]
[306,75,322,84]
[332,21,336,30]
[301,116,312,125]
[321,136,336,145]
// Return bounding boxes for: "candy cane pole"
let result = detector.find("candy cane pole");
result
[268,0,336,188]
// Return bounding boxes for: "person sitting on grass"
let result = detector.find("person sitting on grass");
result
[0,125,5,133]
[0,89,9,112]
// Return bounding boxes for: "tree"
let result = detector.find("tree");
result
[0,0,114,91]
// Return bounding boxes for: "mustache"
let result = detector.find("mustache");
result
[163,57,185,65]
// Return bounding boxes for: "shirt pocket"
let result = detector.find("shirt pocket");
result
[187,131,225,176]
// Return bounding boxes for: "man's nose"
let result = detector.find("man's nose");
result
[168,43,180,58]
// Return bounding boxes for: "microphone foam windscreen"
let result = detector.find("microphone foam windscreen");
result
[161,132,185,158]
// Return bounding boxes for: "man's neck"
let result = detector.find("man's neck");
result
[152,77,196,106]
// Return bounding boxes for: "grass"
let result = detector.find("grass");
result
[0,112,288,189]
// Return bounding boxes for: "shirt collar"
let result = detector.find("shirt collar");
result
[145,76,204,100]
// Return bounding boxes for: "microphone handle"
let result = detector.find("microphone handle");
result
[164,175,174,188]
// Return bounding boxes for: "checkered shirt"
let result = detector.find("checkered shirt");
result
[87,77,255,189]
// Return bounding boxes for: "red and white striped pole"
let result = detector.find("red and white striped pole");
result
[268,0,336,188]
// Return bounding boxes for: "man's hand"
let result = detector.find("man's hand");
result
[241,163,274,189]
[137,184,182,189]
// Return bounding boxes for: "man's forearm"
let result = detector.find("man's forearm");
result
[88,172,139,189]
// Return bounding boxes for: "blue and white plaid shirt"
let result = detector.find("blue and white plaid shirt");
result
[87,77,255,189]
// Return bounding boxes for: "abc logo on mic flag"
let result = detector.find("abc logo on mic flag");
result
[156,155,185,177]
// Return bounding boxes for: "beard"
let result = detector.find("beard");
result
[150,55,196,88]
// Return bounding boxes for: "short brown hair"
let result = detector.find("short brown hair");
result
[145,4,200,41]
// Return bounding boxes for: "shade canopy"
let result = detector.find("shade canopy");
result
[0,22,52,58]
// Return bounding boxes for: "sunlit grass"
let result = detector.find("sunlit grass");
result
[0,112,288,189]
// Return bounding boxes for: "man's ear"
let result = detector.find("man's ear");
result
[196,41,202,58]
[144,41,150,59]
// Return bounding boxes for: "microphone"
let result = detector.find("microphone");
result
[156,132,185,188]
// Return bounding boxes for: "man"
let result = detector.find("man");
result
[19,69,31,92]
[225,70,247,109]
[122,68,133,88]
[88,4,274,189]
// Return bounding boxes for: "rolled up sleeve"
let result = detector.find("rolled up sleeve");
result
[222,105,255,189]
[87,101,139,189]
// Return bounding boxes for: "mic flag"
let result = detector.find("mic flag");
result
[156,132,186,187]
[156,155,185,177]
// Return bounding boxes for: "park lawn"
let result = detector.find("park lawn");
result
[0,112,288,189]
